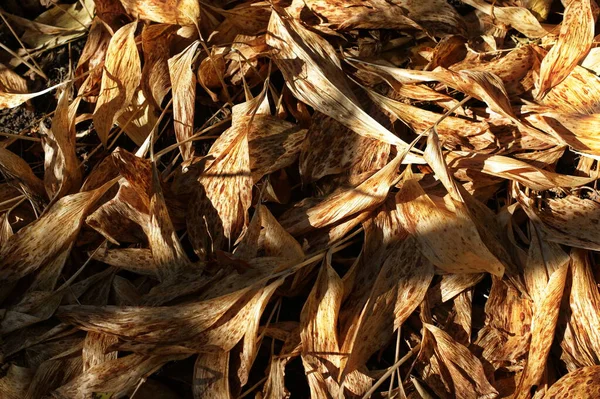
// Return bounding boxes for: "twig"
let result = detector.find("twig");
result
[0,12,46,80]
[361,344,422,399]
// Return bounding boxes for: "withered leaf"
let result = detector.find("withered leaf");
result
[94,21,141,145]
[536,0,597,99]
[0,180,115,282]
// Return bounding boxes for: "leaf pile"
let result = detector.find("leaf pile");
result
[2,0,600,398]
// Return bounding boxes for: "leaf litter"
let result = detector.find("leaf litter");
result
[3,0,600,398]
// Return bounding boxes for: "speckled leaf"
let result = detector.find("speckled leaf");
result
[94,22,141,145]
[169,41,199,161]
[536,0,597,99]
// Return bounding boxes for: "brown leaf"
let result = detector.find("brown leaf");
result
[57,287,252,345]
[282,149,408,236]
[446,151,593,191]
[266,9,422,161]
[169,41,199,160]
[515,239,569,398]
[461,0,549,37]
[0,179,115,282]
[424,323,498,399]
[52,353,187,398]
[141,23,175,108]
[341,236,433,375]
[543,366,600,398]
[536,0,597,99]
[0,146,47,211]
[301,0,465,35]
[187,98,253,256]
[119,0,200,24]
[93,21,141,145]
[519,193,600,250]
[82,331,118,372]
[193,351,231,399]
[43,86,82,200]
[0,365,32,399]
[300,252,345,398]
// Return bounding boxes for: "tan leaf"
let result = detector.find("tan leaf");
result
[169,41,199,160]
[82,331,118,372]
[367,89,497,152]
[563,249,600,368]
[282,149,408,236]
[341,236,433,375]
[543,366,600,398]
[424,323,498,399]
[461,0,549,37]
[94,21,141,145]
[266,9,422,162]
[522,0,553,20]
[57,287,252,344]
[536,0,597,99]
[0,365,32,399]
[92,248,156,276]
[446,151,593,190]
[0,63,27,95]
[75,18,110,100]
[519,193,600,250]
[43,86,82,200]
[52,353,187,398]
[119,0,200,24]
[141,23,175,108]
[396,176,503,276]
[187,99,253,255]
[300,252,344,398]
[116,89,159,146]
[0,146,47,211]
[515,244,569,398]
[0,80,67,110]
[301,0,465,35]
[112,148,192,280]
[248,116,307,182]
[193,351,231,399]
[0,179,115,282]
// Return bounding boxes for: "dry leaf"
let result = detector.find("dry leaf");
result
[543,366,600,398]
[536,0,597,99]
[94,21,141,145]
[266,9,422,162]
[424,323,498,399]
[119,0,200,24]
[169,41,199,160]
[0,180,115,282]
